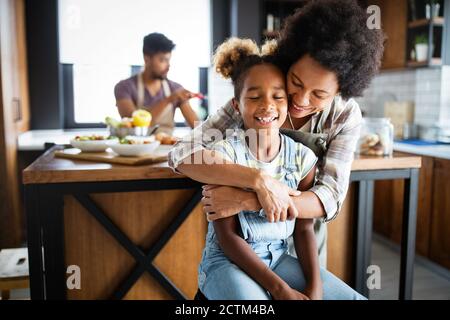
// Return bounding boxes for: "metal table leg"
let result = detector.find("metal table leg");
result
[354,180,367,294]
[40,186,67,300]
[354,180,374,298]
[364,181,374,297]
[24,185,45,300]
[399,168,419,300]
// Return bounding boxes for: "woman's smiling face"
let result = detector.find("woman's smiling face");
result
[287,54,339,119]
[233,63,288,131]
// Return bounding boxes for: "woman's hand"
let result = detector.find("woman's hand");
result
[201,171,301,223]
[254,173,301,222]
[202,185,258,221]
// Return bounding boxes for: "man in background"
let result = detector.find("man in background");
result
[114,33,198,133]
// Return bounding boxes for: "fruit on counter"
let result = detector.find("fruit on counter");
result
[119,118,133,128]
[105,116,133,128]
[132,109,152,127]
[74,135,116,141]
[105,115,148,128]
[119,137,154,145]
[104,116,121,128]
[155,132,178,145]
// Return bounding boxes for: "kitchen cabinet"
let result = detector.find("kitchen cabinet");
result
[429,158,450,269]
[367,0,408,69]
[0,0,30,133]
[374,153,450,270]
[368,0,450,69]
[373,152,433,256]
[260,0,306,42]
[406,0,450,67]
[0,0,30,248]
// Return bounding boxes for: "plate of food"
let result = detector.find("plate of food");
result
[109,136,161,157]
[70,135,118,152]
[155,132,179,145]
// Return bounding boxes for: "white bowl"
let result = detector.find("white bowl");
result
[156,144,174,153]
[108,126,149,138]
[70,138,118,152]
[110,141,161,157]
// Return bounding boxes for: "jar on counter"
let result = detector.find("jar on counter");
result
[357,118,394,156]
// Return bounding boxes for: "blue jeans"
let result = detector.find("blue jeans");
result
[198,240,366,300]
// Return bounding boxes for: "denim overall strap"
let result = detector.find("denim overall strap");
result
[281,134,301,190]
[235,133,298,242]
[231,131,249,166]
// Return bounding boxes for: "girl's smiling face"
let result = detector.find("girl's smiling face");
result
[232,63,287,132]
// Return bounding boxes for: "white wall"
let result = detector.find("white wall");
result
[59,0,211,123]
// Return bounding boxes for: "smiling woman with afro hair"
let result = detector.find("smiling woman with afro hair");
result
[276,0,385,100]
[169,0,386,282]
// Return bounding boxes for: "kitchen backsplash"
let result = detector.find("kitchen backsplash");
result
[441,67,450,126]
[356,66,450,128]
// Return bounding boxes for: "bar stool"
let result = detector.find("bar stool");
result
[0,248,30,300]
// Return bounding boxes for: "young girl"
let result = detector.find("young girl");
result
[198,38,365,300]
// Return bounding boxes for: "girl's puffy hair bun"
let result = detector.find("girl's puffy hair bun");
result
[213,38,261,79]
[261,39,278,56]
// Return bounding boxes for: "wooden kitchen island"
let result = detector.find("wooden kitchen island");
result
[23,146,421,300]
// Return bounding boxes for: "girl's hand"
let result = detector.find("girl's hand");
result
[271,285,310,300]
[304,284,323,300]
[255,173,301,223]
[202,185,259,221]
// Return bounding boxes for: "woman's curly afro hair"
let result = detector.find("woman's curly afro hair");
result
[276,0,385,100]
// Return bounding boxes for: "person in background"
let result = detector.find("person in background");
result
[114,32,199,133]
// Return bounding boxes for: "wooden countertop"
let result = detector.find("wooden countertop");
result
[23,146,421,185]
[351,153,421,171]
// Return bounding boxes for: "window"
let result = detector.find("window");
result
[59,0,211,127]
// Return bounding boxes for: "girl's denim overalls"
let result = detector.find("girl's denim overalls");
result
[198,134,301,297]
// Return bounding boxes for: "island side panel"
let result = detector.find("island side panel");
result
[63,189,207,299]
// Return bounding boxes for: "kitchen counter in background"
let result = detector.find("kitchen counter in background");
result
[19,129,450,160]
[394,141,450,161]
[17,127,192,151]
